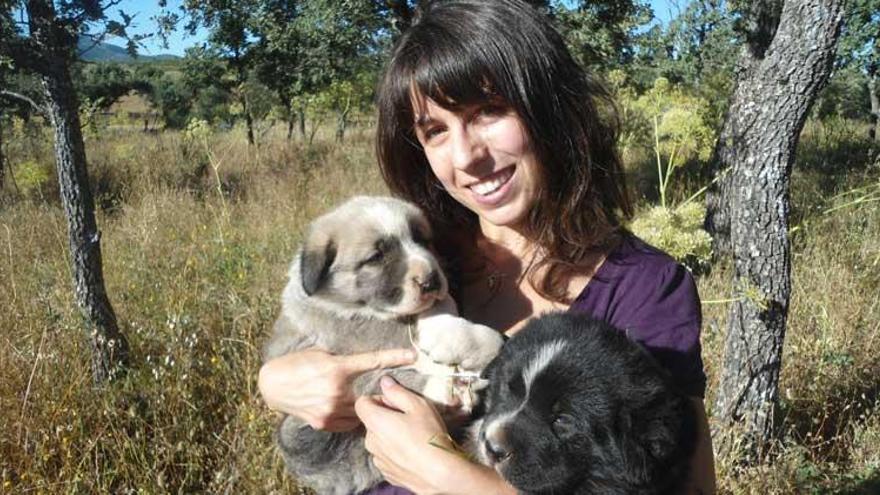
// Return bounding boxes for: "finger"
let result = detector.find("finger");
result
[377,375,426,415]
[354,394,392,427]
[338,348,417,377]
[377,393,402,411]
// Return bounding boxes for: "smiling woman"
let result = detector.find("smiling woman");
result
[411,96,542,229]
[375,0,631,304]
[259,1,716,494]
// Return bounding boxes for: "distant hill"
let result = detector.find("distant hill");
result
[77,37,181,63]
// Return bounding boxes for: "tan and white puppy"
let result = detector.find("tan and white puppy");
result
[264,196,503,495]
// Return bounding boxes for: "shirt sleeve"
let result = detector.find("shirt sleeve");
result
[612,261,707,399]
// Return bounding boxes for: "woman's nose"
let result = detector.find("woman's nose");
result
[450,128,488,171]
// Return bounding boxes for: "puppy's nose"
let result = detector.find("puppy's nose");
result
[485,438,512,464]
[414,271,441,295]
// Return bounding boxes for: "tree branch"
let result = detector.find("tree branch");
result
[0,90,46,116]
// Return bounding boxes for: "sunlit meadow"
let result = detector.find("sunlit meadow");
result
[1,115,878,493]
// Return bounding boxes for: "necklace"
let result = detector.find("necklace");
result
[486,270,506,294]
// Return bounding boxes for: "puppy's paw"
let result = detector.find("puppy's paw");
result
[417,315,504,370]
[455,324,504,370]
[417,314,472,364]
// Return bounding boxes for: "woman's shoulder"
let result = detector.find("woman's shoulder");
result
[570,232,700,330]
[570,233,706,398]
[587,233,690,296]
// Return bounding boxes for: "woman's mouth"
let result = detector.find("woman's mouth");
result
[468,166,515,205]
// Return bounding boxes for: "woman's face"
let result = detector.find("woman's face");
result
[412,94,543,230]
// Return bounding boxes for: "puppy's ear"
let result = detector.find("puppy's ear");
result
[300,230,337,296]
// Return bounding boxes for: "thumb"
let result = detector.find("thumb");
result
[338,348,417,378]
[377,375,423,414]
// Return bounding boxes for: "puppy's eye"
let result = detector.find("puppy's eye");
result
[551,413,576,438]
[363,251,384,265]
[412,229,431,247]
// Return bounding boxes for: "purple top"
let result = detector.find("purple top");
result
[361,235,706,495]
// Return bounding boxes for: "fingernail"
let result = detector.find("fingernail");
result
[380,375,396,389]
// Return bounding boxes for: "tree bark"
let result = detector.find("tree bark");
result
[335,96,351,143]
[704,0,785,256]
[868,70,879,141]
[27,0,129,383]
[280,97,294,141]
[243,93,255,146]
[0,114,5,190]
[710,0,842,455]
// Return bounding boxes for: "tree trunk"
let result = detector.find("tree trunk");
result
[710,0,842,455]
[869,71,879,141]
[0,114,5,190]
[704,0,785,257]
[335,111,347,143]
[281,97,294,141]
[298,104,306,141]
[28,0,129,383]
[244,101,255,147]
[335,96,351,143]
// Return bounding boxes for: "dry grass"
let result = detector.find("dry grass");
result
[1,118,879,493]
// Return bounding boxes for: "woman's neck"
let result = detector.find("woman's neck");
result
[478,219,534,262]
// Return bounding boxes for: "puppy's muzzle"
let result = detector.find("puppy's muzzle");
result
[483,426,513,465]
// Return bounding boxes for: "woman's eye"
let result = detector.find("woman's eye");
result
[422,126,444,141]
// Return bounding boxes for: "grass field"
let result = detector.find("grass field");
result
[0,118,878,493]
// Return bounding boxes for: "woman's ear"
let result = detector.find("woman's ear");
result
[300,228,337,296]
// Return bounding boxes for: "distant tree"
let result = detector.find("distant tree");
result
[183,0,260,145]
[0,0,132,383]
[837,0,880,139]
[251,0,314,140]
[555,0,653,70]
[297,0,382,142]
[813,65,871,121]
[0,7,13,188]
[77,63,150,111]
[626,0,738,128]
[252,0,385,142]
[180,45,233,125]
[704,0,843,455]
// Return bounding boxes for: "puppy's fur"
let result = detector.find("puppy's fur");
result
[472,312,697,495]
[264,196,503,495]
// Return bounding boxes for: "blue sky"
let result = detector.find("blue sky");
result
[110,0,684,57]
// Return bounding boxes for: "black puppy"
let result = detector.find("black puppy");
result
[471,312,697,495]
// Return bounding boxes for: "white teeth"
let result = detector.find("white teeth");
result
[470,168,514,196]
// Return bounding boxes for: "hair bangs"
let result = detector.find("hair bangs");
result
[409,45,500,112]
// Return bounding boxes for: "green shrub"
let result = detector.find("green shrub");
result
[630,201,713,272]
[12,159,53,196]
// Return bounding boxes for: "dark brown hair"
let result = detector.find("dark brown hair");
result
[376,0,632,303]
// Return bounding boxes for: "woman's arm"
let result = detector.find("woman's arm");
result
[257,348,416,431]
[356,376,517,495]
[687,398,717,494]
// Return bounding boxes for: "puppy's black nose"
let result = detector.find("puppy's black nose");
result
[485,438,511,464]
[415,271,441,294]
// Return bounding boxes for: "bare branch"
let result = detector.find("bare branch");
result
[0,90,46,116]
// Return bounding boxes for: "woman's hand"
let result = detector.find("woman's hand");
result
[258,348,416,432]
[356,376,517,495]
